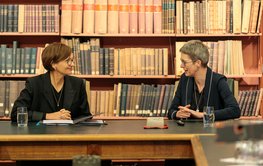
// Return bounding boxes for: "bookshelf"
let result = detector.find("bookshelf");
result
[0,0,262,120]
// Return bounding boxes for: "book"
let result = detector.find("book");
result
[138,0,146,33]
[79,119,106,125]
[95,0,107,34]
[83,0,95,34]
[241,0,252,33]
[0,81,5,116]
[61,0,72,33]
[145,0,153,34]
[153,0,162,34]
[107,0,119,34]
[71,0,83,33]
[119,0,129,34]
[43,115,93,125]
[129,0,138,34]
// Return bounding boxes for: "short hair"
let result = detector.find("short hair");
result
[42,42,72,71]
[179,40,209,67]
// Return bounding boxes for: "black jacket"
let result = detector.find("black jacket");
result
[167,67,241,121]
[11,72,91,122]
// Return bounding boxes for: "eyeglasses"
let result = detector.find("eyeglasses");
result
[65,58,75,65]
[181,60,193,66]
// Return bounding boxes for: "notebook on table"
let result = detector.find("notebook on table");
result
[42,115,93,125]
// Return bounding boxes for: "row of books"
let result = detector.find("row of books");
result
[0,42,38,74]
[238,89,263,117]
[88,80,262,118]
[175,40,245,76]
[0,4,59,33]
[0,79,260,118]
[61,38,169,75]
[61,0,175,34]
[88,83,177,117]
[0,39,247,76]
[176,0,263,34]
[0,81,25,117]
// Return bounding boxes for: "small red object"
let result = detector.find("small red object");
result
[143,124,168,129]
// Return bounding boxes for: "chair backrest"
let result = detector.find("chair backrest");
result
[72,155,101,166]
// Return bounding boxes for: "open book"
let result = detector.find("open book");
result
[42,115,93,125]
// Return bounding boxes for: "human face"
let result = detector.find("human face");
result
[180,53,198,76]
[53,54,75,75]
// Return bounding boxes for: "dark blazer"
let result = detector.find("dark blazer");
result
[11,72,92,122]
[167,67,241,121]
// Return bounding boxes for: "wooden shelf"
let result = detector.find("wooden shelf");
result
[0,117,11,121]
[76,75,178,79]
[0,74,178,79]
[225,74,262,78]
[61,33,176,37]
[0,74,261,79]
[61,33,262,37]
[0,32,60,36]
[176,33,262,37]
[239,116,262,120]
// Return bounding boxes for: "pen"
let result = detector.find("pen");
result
[176,118,185,126]
[36,121,41,126]
[103,120,108,125]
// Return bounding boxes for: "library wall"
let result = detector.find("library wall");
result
[0,0,262,118]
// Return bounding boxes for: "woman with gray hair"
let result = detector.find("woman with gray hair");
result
[168,40,240,121]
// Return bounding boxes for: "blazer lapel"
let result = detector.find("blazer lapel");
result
[203,67,213,106]
[43,72,57,112]
[187,77,194,105]
[63,76,75,110]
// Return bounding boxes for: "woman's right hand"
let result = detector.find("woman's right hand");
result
[176,105,191,119]
[46,109,71,120]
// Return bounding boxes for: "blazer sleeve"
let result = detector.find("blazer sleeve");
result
[167,79,183,120]
[214,78,241,120]
[76,80,92,117]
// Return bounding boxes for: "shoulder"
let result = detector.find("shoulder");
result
[179,73,193,86]
[212,72,226,83]
[26,73,47,84]
[179,73,189,82]
[65,75,85,85]
[211,72,229,90]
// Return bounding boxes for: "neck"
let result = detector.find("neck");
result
[194,67,207,92]
[50,71,64,92]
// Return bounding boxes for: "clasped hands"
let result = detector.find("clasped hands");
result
[46,109,71,120]
[176,104,203,119]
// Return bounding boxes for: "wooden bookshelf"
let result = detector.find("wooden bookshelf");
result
[61,33,177,37]
[0,32,60,36]
[0,0,262,119]
[239,116,263,120]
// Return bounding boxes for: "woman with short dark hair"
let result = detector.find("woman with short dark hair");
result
[11,42,92,122]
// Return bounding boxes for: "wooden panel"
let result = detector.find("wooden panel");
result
[0,142,87,160]
[99,141,193,159]
[0,140,193,160]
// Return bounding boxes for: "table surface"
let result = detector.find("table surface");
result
[199,135,237,166]
[0,119,215,141]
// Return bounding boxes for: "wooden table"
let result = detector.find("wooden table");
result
[0,120,216,166]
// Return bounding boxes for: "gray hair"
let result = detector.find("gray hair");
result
[179,40,209,67]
